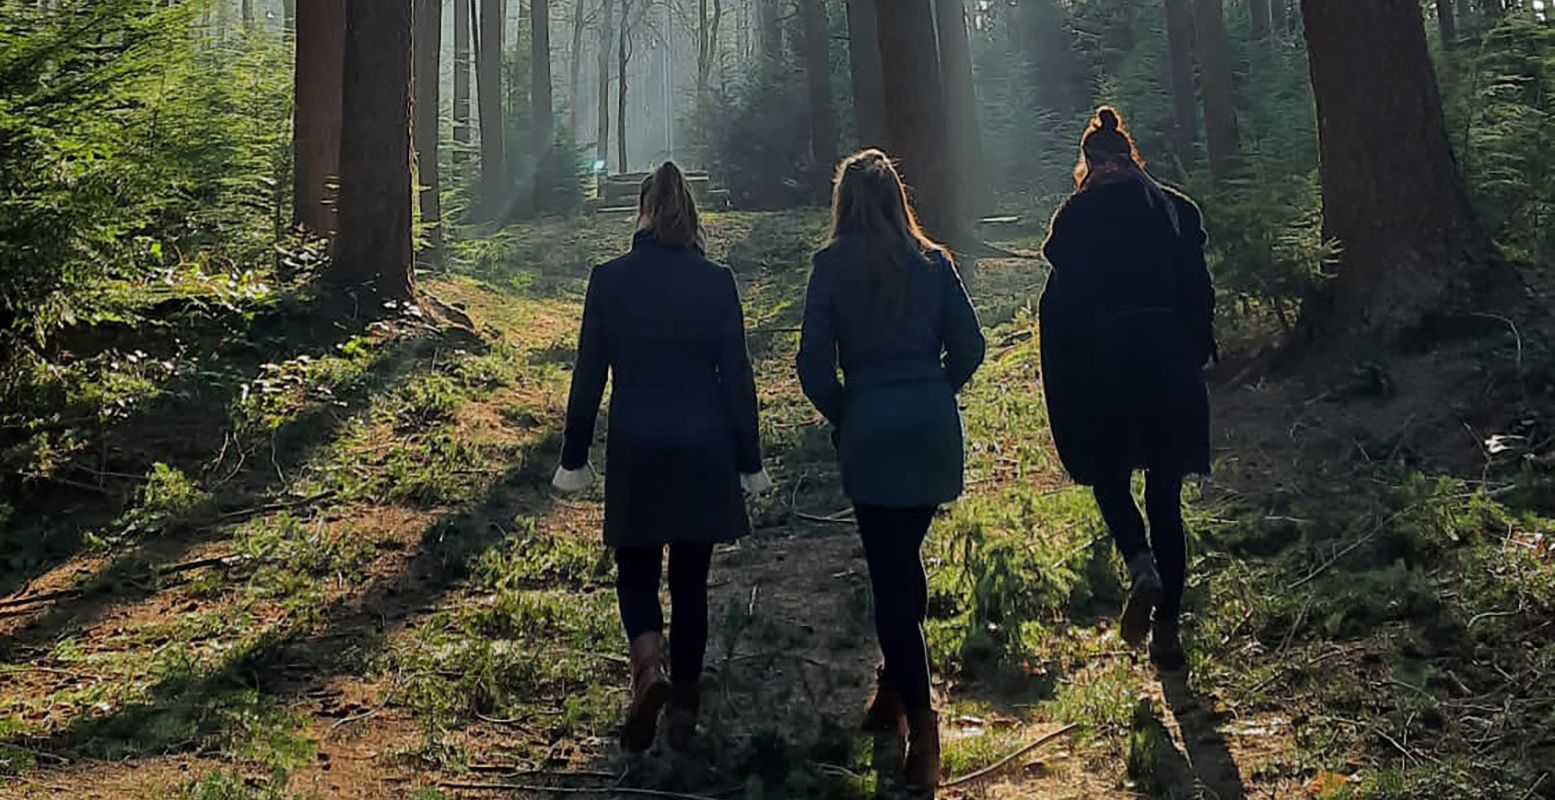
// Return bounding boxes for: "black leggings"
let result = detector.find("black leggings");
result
[1092,471,1187,620]
[856,504,937,715]
[615,544,714,683]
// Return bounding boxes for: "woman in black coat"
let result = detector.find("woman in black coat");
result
[553,162,770,752]
[1039,107,1214,672]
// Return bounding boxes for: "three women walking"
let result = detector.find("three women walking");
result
[554,105,1214,791]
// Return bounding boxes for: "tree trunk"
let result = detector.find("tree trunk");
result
[414,0,443,267]
[283,0,295,38]
[241,0,254,30]
[477,0,507,218]
[1269,0,1288,36]
[696,0,725,98]
[845,0,888,149]
[597,0,615,167]
[1194,0,1240,181]
[333,0,416,300]
[568,0,586,136]
[1300,0,1497,339]
[454,0,473,148]
[533,0,555,161]
[293,0,345,237]
[801,0,838,189]
[935,0,990,215]
[757,0,782,61]
[874,0,963,244]
[617,0,632,173]
[1249,0,1271,39]
[1436,0,1458,48]
[1164,0,1198,172]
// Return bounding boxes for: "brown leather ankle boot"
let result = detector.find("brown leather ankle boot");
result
[621,632,671,753]
[861,667,907,736]
[903,709,941,794]
[664,680,701,751]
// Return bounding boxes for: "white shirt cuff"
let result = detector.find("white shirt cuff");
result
[552,464,597,493]
[740,469,774,495]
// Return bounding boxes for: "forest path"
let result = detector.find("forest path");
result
[1,210,1403,800]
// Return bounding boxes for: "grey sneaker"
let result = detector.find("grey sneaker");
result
[1120,554,1164,648]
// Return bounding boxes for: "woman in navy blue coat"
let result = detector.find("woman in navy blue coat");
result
[1040,107,1214,672]
[554,162,770,753]
[798,150,986,792]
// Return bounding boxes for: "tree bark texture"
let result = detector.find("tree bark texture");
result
[293,0,345,237]
[1300,0,1498,338]
[334,0,416,300]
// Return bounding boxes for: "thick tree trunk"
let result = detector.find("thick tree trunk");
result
[874,0,963,244]
[935,0,990,215]
[1249,0,1271,39]
[1300,0,1497,339]
[454,0,472,148]
[477,0,506,218]
[333,0,416,300]
[293,0,345,237]
[757,0,782,61]
[414,0,443,267]
[1164,0,1198,172]
[533,0,555,160]
[1194,0,1240,181]
[844,0,888,149]
[1437,0,1458,48]
[802,0,838,189]
[597,0,615,167]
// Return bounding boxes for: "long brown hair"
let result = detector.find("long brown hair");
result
[638,161,707,252]
[828,149,949,312]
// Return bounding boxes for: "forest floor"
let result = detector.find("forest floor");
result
[1,209,1553,800]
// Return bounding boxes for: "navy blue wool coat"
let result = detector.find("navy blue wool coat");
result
[1039,179,1215,486]
[561,232,762,547]
[798,235,986,509]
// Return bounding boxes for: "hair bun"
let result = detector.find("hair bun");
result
[1097,107,1120,131]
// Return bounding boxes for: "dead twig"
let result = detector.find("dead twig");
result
[940,723,1079,789]
[217,489,338,522]
[1287,511,1402,592]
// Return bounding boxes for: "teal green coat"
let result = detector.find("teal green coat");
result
[797,236,986,508]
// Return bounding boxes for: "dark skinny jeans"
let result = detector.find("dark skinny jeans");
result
[1092,471,1187,620]
[856,504,937,715]
[615,543,714,683]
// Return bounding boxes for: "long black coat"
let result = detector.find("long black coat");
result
[561,232,762,547]
[1039,179,1214,486]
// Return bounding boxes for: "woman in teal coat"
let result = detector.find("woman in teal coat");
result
[797,149,986,793]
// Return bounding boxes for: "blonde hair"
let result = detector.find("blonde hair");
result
[828,149,949,312]
[638,161,707,252]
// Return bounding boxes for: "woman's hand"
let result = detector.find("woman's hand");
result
[740,469,774,495]
[552,463,598,493]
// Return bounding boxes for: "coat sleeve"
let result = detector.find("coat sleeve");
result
[561,268,609,470]
[797,256,847,427]
[1173,197,1217,363]
[939,254,986,393]
[715,268,764,475]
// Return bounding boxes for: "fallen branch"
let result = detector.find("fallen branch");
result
[437,781,725,800]
[217,489,338,522]
[1287,511,1402,592]
[939,723,1079,789]
[0,587,84,611]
